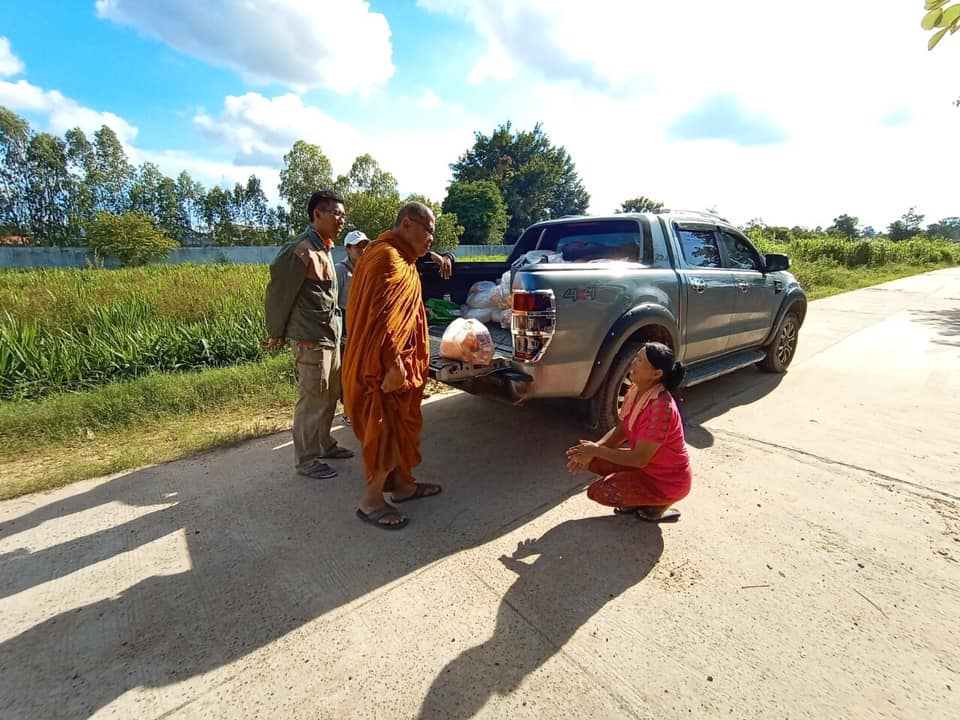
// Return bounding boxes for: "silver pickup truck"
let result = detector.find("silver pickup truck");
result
[423,210,807,431]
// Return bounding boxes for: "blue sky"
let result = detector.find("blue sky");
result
[1,1,958,230]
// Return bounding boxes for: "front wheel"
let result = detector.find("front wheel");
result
[758,311,799,373]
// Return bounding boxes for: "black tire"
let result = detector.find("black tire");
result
[758,310,799,373]
[589,342,643,434]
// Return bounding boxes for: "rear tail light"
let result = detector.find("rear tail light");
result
[512,291,553,312]
[511,290,556,362]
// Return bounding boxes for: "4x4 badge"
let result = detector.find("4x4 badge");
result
[562,287,597,302]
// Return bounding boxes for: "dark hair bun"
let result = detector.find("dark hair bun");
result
[665,361,686,390]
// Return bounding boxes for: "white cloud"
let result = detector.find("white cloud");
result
[0,79,138,146]
[96,0,395,94]
[415,90,443,108]
[193,92,366,171]
[190,90,475,205]
[417,0,960,228]
[0,37,24,78]
[137,148,282,202]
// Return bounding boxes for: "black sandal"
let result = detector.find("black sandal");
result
[356,504,408,530]
[391,483,442,503]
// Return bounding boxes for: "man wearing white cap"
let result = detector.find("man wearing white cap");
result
[335,230,371,425]
[336,230,371,335]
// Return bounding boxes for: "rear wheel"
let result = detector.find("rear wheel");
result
[589,342,642,434]
[758,310,799,373]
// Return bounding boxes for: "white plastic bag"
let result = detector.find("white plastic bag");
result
[489,308,501,324]
[499,309,512,329]
[491,284,511,309]
[467,281,498,308]
[520,250,563,266]
[440,318,494,366]
[462,307,492,323]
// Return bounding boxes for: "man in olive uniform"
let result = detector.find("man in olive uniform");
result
[263,189,354,479]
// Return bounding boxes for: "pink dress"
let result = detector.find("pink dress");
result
[587,388,692,507]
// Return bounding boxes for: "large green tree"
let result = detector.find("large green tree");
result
[25,132,72,244]
[926,216,960,240]
[278,141,334,228]
[336,153,399,197]
[231,175,271,243]
[441,180,509,245]
[0,107,30,235]
[63,128,97,235]
[91,126,134,215]
[829,213,860,239]
[617,196,664,213]
[449,122,590,243]
[202,185,238,245]
[335,154,401,240]
[174,171,205,244]
[129,162,181,240]
[85,211,177,266]
[888,207,925,241]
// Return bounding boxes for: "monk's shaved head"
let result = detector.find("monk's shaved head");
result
[393,201,433,230]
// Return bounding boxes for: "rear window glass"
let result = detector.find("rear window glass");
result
[539,220,649,263]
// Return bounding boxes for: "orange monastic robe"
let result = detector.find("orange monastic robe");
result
[342,231,429,486]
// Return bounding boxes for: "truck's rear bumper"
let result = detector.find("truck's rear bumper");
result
[428,326,532,403]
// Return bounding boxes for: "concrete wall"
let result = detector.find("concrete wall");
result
[0,244,513,269]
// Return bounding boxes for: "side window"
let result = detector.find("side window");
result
[676,228,721,268]
[717,230,762,271]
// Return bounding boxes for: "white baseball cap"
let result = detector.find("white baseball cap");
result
[344,230,369,246]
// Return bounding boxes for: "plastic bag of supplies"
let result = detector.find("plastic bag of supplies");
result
[439,318,494,366]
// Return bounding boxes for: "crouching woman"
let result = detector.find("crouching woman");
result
[566,342,691,521]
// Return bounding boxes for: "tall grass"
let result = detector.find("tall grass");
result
[753,236,960,268]
[0,265,269,401]
[2,241,957,401]
[0,354,296,456]
[0,264,267,327]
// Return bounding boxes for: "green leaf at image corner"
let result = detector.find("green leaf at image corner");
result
[940,5,960,26]
[922,8,943,29]
[929,26,950,49]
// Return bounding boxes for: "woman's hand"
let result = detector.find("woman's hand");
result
[565,440,599,467]
[566,457,586,474]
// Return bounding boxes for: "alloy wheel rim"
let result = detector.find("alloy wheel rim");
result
[777,320,797,365]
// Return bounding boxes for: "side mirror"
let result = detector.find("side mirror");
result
[764,253,790,272]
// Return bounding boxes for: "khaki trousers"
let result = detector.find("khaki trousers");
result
[291,343,341,472]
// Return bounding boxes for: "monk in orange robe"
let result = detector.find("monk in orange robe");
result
[343,202,442,529]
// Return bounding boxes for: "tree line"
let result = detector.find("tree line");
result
[3,102,955,256]
[616,197,959,242]
[0,107,591,254]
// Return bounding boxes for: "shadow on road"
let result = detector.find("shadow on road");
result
[676,367,785,449]
[910,307,960,348]
[0,392,592,719]
[418,515,663,719]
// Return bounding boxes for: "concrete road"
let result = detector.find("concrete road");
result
[1,268,958,719]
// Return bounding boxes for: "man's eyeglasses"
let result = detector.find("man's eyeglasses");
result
[413,218,435,236]
[320,209,347,220]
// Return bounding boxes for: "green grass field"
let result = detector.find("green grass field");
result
[1,239,957,499]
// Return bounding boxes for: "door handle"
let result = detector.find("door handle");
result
[736,281,749,293]
[690,278,706,294]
